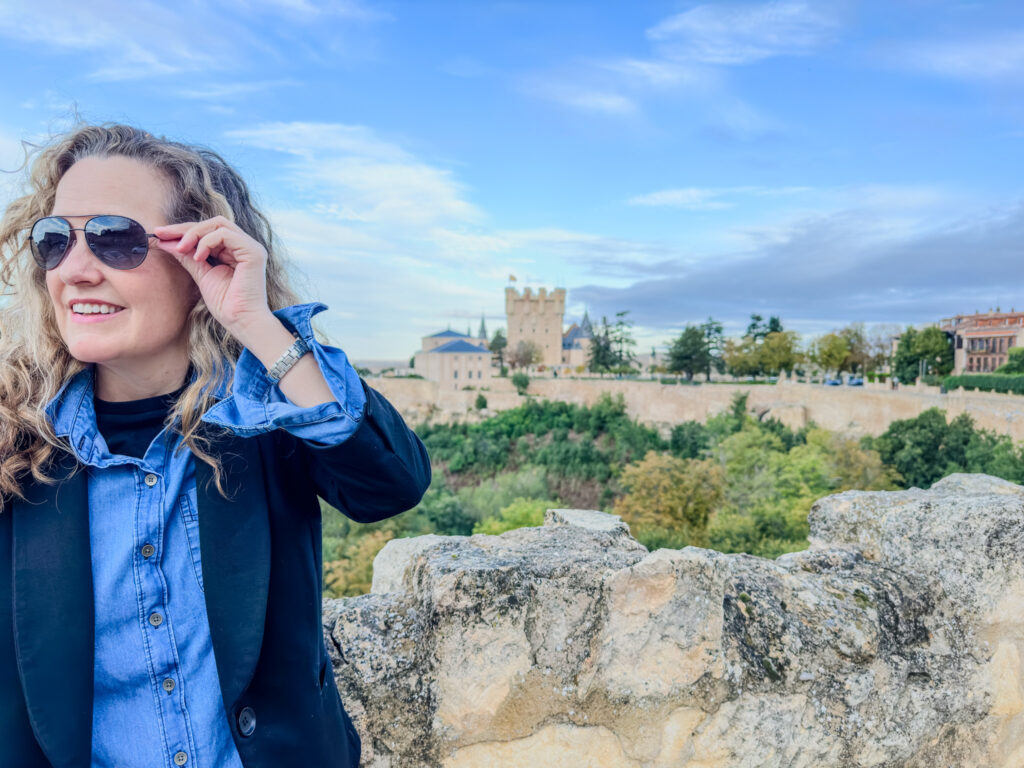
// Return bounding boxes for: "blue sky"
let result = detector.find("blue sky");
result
[2,0,1023,360]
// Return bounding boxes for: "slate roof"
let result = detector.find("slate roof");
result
[427,329,470,338]
[430,340,491,354]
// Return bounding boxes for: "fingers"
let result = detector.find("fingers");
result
[153,216,263,266]
[154,215,233,253]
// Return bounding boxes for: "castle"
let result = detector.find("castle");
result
[412,286,592,388]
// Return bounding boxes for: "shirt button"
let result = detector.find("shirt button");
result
[237,706,256,737]
[144,473,158,487]
[149,612,163,627]
[173,751,188,766]
[141,543,155,558]
[162,677,175,693]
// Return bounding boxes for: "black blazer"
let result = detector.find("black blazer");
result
[0,378,431,768]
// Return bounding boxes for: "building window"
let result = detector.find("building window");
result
[454,370,458,378]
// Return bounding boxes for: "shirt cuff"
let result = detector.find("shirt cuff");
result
[199,302,367,445]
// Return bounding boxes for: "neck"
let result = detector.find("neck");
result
[93,350,191,402]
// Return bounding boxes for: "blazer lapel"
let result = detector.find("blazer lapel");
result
[12,451,94,768]
[195,428,271,710]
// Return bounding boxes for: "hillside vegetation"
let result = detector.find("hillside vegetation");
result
[321,392,1024,596]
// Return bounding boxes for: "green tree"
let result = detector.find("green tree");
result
[701,317,726,380]
[613,451,724,549]
[512,371,530,395]
[723,336,761,378]
[913,327,953,377]
[996,347,1024,374]
[667,325,710,380]
[490,329,508,373]
[891,326,920,383]
[588,316,617,374]
[670,421,709,459]
[475,393,488,410]
[611,310,638,371]
[745,313,783,341]
[837,323,870,373]
[759,330,802,375]
[810,333,850,376]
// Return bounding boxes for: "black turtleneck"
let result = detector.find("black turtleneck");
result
[94,383,189,460]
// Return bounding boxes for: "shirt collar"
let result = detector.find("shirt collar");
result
[44,361,232,467]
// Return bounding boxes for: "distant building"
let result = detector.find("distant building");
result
[505,286,565,367]
[940,309,1024,374]
[561,309,593,368]
[505,286,593,371]
[412,328,492,389]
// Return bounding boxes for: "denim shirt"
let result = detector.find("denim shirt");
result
[43,302,367,768]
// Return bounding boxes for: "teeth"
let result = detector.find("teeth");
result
[71,303,123,315]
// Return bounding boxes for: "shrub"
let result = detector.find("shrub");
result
[475,393,488,410]
[943,374,1024,394]
[512,371,530,394]
[472,497,559,535]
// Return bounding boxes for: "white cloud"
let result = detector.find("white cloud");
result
[225,121,410,162]
[174,80,297,101]
[0,0,227,80]
[0,0,385,81]
[526,81,638,115]
[628,185,812,209]
[885,31,1024,80]
[629,188,733,210]
[647,1,841,65]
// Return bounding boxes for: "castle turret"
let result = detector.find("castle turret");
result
[505,286,566,367]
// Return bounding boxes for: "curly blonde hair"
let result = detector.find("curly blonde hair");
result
[0,118,305,501]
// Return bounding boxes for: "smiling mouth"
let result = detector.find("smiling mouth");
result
[70,303,125,316]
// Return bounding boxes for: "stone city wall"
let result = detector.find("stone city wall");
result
[369,376,1024,441]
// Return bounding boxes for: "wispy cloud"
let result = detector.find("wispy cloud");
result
[227,121,482,228]
[883,31,1024,80]
[629,188,733,210]
[521,1,842,134]
[174,80,298,101]
[0,0,385,81]
[523,80,638,115]
[647,1,842,65]
[628,185,812,209]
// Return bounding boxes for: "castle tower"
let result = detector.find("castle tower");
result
[505,286,566,367]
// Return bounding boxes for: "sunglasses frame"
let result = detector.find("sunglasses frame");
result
[30,214,160,271]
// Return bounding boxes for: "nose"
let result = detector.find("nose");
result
[56,231,104,285]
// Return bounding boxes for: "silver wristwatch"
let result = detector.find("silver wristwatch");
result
[267,335,311,382]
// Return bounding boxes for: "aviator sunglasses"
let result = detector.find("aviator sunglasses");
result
[30,214,159,271]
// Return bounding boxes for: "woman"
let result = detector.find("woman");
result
[0,121,431,768]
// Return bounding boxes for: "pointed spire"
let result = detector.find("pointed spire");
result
[478,313,487,339]
[467,324,472,337]
[580,308,593,336]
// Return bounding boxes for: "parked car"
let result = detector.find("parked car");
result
[824,378,841,386]
[846,377,864,386]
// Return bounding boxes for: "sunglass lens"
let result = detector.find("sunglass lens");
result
[85,215,150,269]
[30,217,71,269]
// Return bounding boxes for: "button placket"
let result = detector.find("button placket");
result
[173,750,188,765]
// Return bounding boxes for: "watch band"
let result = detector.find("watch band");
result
[267,335,311,382]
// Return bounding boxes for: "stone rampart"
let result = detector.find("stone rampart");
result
[323,475,1024,766]
[370,376,1024,441]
